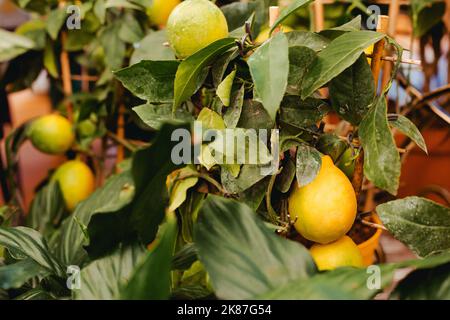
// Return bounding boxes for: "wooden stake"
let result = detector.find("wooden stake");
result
[313,0,324,32]
[60,32,73,120]
[116,104,125,166]
[269,6,280,33]
[371,15,389,91]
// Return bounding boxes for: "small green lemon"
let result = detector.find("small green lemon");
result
[28,114,74,154]
[167,0,228,58]
[288,155,357,244]
[52,160,95,211]
[336,148,356,180]
[310,235,364,271]
[77,118,97,138]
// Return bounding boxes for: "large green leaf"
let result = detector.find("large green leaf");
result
[0,29,35,62]
[248,32,289,121]
[329,54,375,125]
[301,31,384,99]
[130,123,189,244]
[121,214,178,299]
[359,97,400,195]
[132,103,194,130]
[286,31,329,52]
[173,38,237,110]
[26,182,66,238]
[0,259,48,290]
[389,114,427,153]
[223,84,245,129]
[0,227,64,277]
[287,46,317,94]
[73,244,146,300]
[221,164,267,194]
[194,195,316,299]
[269,0,314,34]
[221,1,258,31]
[279,95,329,128]
[377,197,450,257]
[115,60,179,103]
[56,171,134,267]
[237,100,274,131]
[130,30,175,65]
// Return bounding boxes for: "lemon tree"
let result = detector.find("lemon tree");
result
[1,0,449,301]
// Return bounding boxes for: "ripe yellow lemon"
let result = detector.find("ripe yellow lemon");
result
[365,44,374,65]
[52,160,95,211]
[288,155,357,244]
[167,0,228,58]
[310,236,364,271]
[28,114,74,155]
[255,25,293,44]
[147,0,180,27]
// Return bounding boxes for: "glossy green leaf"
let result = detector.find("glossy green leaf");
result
[248,32,289,121]
[132,103,194,130]
[216,69,236,107]
[276,158,296,193]
[359,97,400,195]
[377,197,450,257]
[280,95,329,128]
[237,100,274,131]
[130,30,175,65]
[301,31,384,99]
[223,84,244,129]
[389,114,427,154]
[287,46,317,94]
[121,214,178,299]
[194,195,316,299]
[329,54,375,125]
[197,107,225,130]
[286,31,329,52]
[411,0,446,37]
[99,22,126,70]
[211,48,239,88]
[115,60,179,103]
[173,38,237,110]
[43,41,58,78]
[296,144,322,187]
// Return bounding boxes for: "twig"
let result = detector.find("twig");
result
[359,217,387,231]
[107,131,137,152]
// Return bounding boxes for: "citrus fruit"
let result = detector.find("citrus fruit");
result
[336,147,356,180]
[147,0,180,27]
[288,155,357,244]
[167,0,229,58]
[52,160,95,211]
[310,235,364,271]
[77,118,97,138]
[28,114,74,154]
[255,25,293,44]
[365,44,374,65]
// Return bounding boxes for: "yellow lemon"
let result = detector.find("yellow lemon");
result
[28,114,74,155]
[310,236,364,271]
[52,160,95,211]
[147,0,181,27]
[288,155,357,244]
[365,43,374,65]
[167,0,228,59]
[255,25,294,44]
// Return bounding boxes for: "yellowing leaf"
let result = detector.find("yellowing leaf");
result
[216,69,236,107]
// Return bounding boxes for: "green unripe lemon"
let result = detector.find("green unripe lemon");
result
[167,0,228,59]
[28,114,74,155]
[288,155,357,244]
[336,148,356,180]
[52,160,95,211]
[310,235,364,271]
